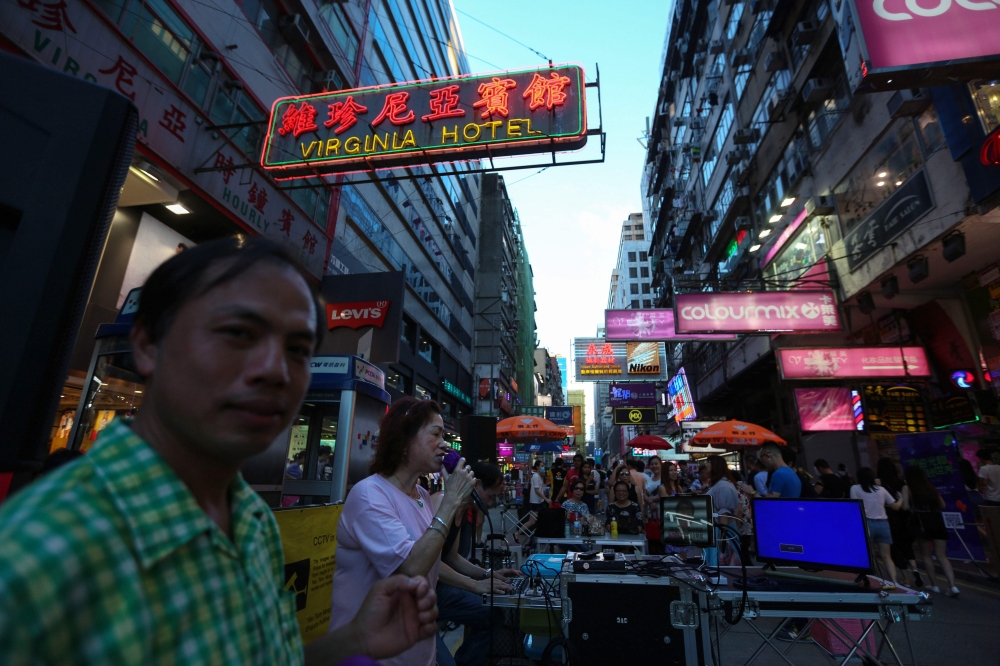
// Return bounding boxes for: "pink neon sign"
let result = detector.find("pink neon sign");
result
[605,309,736,341]
[762,208,809,267]
[674,291,841,333]
[778,347,931,379]
[795,388,856,431]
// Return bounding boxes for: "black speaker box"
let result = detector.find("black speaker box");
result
[0,52,138,488]
[458,414,497,463]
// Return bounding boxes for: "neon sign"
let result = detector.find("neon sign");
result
[667,367,696,423]
[981,126,1000,167]
[261,65,587,177]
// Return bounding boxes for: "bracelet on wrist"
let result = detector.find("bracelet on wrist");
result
[433,516,449,531]
[427,524,447,539]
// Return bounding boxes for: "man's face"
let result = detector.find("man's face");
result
[132,261,316,463]
[614,485,629,501]
[477,480,503,507]
[759,450,778,471]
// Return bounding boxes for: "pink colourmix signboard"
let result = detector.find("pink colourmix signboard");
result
[673,291,842,333]
[779,347,932,379]
[605,309,736,341]
[795,388,856,431]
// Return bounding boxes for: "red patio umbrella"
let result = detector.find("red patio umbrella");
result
[688,419,786,448]
[626,434,673,450]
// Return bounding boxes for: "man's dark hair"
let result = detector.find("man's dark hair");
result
[470,461,503,490]
[135,236,324,349]
[553,458,564,468]
[814,458,830,470]
[533,460,542,470]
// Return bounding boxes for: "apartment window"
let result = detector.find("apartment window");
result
[805,74,851,150]
[414,384,434,400]
[623,235,632,241]
[631,299,640,309]
[914,105,946,155]
[630,283,639,295]
[629,267,638,278]
[639,251,648,262]
[642,283,651,294]
[640,267,649,278]
[417,334,440,367]
[317,2,359,66]
[643,300,652,308]
[239,0,317,92]
[385,371,411,394]
[628,251,637,262]
[401,316,416,351]
[725,2,744,40]
[117,0,194,84]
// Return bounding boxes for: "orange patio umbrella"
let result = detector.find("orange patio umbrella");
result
[495,415,568,443]
[688,419,786,448]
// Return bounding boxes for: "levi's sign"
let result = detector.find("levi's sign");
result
[261,65,586,177]
[326,301,390,330]
[674,291,841,333]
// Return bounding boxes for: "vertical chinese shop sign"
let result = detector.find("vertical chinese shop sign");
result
[896,432,985,561]
[261,65,587,177]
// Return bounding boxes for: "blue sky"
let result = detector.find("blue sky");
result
[452,0,670,427]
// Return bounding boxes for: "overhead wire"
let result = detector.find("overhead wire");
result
[454,7,549,61]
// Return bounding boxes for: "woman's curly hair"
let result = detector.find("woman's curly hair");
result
[369,397,442,476]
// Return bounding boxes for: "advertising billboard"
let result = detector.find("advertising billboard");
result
[605,309,736,341]
[613,407,658,426]
[261,65,587,177]
[545,406,574,425]
[861,384,929,433]
[778,347,932,379]
[795,388,856,431]
[609,383,657,407]
[831,0,1000,92]
[667,368,697,423]
[674,291,841,334]
[318,272,405,363]
[573,339,670,381]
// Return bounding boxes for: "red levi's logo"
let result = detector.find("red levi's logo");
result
[326,300,390,330]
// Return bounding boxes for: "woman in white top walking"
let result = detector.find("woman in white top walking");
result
[850,467,902,587]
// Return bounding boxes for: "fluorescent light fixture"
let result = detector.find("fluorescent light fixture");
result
[794,242,808,250]
[749,244,761,252]
[138,168,159,182]
[780,197,796,207]
[769,214,783,223]
[135,390,143,394]
[758,228,772,238]
[895,180,903,186]
[878,171,887,178]
[876,181,885,187]
[165,203,191,215]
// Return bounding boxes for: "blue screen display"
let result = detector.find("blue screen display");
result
[753,499,872,572]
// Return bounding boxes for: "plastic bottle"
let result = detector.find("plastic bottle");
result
[573,514,581,537]
[611,518,618,538]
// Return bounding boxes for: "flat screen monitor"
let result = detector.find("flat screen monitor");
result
[752,498,873,574]
[660,495,715,547]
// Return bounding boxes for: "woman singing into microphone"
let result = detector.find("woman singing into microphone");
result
[331,398,475,666]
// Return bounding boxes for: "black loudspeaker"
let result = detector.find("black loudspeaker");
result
[458,415,498,463]
[0,53,138,490]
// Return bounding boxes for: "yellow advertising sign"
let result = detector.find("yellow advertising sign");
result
[273,503,343,644]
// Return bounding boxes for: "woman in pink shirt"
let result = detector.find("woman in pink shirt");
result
[331,398,475,666]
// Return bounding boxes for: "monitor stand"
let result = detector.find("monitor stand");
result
[759,563,871,589]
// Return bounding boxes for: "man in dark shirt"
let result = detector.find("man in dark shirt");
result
[813,458,847,498]
[549,458,567,503]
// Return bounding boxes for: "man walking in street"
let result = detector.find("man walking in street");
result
[813,458,848,498]
[0,238,438,665]
[759,442,802,498]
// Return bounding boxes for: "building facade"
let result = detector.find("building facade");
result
[567,388,586,452]
[4,0,484,449]
[608,213,653,310]
[533,347,565,407]
[643,0,1000,466]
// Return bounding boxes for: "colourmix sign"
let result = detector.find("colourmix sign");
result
[261,65,587,177]
[674,291,842,334]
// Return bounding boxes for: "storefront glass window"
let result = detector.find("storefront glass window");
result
[72,353,145,451]
[914,104,946,155]
[970,79,1000,133]
[768,216,840,282]
[414,384,432,400]
[833,119,925,233]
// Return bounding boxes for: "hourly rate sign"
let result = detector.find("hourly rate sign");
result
[261,65,587,177]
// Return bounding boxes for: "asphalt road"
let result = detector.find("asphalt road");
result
[710,578,1000,665]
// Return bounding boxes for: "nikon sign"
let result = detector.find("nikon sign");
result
[626,342,661,374]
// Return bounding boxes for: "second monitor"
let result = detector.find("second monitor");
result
[660,495,715,548]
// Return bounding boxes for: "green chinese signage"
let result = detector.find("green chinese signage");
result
[261,65,587,178]
[442,379,472,406]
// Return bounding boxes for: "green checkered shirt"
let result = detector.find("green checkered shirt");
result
[0,419,304,665]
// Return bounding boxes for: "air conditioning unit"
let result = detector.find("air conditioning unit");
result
[658,139,669,152]
[803,77,834,103]
[805,194,836,216]
[673,117,687,127]
[765,51,788,72]
[887,89,931,118]
[733,127,760,144]
[279,13,310,44]
[767,89,791,121]
[313,70,342,89]
[702,210,718,222]
[689,118,705,131]
[751,0,773,13]
[731,48,752,67]
[695,39,709,54]
[693,53,707,68]
[735,216,752,231]
[725,149,745,166]
[792,20,818,46]
[732,161,751,185]
[709,39,725,55]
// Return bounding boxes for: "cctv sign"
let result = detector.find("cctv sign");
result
[674,291,841,334]
[326,300,390,330]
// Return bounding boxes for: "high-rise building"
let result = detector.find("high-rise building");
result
[567,388,586,452]
[608,213,652,310]
[533,348,564,407]
[555,355,569,403]
[1,0,482,447]
[475,174,533,417]
[643,0,1000,459]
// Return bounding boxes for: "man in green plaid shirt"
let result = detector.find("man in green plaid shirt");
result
[0,238,438,665]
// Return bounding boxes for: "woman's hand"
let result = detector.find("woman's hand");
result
[440,456,475,507]
[493,568,522,581]
[474,577,512,594]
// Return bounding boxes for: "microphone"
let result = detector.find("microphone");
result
[442,449,488,514]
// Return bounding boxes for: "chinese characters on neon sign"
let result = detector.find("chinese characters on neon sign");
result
[261,65,587,177]
[581,342,621,375]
